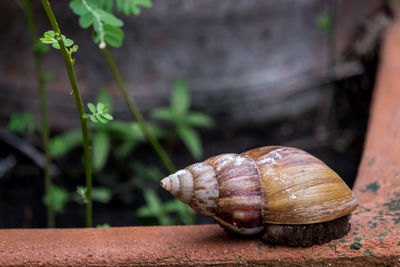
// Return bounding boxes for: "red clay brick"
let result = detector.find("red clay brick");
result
[1,15,400,267]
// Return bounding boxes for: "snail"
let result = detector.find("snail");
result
[160,146,358,247]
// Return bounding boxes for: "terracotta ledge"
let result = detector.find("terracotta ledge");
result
[2,18,400,267]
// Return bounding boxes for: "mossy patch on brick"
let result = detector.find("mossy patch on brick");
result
[363,249,373,255]
[384,193,400,211]
[256,243,262,251]
[377,232,388,237]
[368,221,377,229]
[367,158,376,166]
[354,237,362,242]
[361,181,380,193]
[349,242,363,250]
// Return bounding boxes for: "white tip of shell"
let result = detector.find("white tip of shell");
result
[160,177,172,192]
[160,170,194,203]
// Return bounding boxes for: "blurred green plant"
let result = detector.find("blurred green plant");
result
[315,14,332,32]
[8,112,35,134]
[96,223,110,228]
[136,188,194,226]
[75,186,112,204]
[152,79,215,159]
[69,0,176,174]
[42,186,70,213]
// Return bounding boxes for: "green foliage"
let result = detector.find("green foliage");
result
[70,0,125,48]
[152,79,214,159]
[50,130,82,157]
[115,0,153,16]
[82,102,114,123]
[136,188,194,225]
[315,14,332,32]
[40,30,78,54]
[92,187,112,203]
[96,223,110,228]
[95,0,153,16]
[92,130,110,173]
[69,0,153,48]
[43,186,70,213]
[75,186,112,204]
[8,112,35,134]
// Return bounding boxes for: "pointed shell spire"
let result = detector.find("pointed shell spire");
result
[160,162,219,216]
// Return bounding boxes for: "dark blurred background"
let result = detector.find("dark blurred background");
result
[0,0,394,228]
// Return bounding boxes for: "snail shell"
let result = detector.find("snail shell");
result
[160,146,358,246]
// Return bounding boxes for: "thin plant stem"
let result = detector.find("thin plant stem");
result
[21,0,54,228]
[41,0,93,227]
[101,47,176,173]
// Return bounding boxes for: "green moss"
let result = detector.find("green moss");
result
[350,242,363,250]
[397,241,400,246]
[354,237,362,242]
[363,249,373,255]
[328,242,338,250]
[361,182,380,193]
[369,222,377,229]
[367,158,375,166]
[339,239,349,243]
[377,232,388,237]
[384,194,400,211]
[256,243,262,251]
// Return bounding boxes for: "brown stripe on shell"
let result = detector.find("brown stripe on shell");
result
[185,162,219,216]
[244,146,358,224]
[207,154,264,234]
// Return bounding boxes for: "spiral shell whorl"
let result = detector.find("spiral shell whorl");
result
[207,154,264,235]
[160,162,219,216]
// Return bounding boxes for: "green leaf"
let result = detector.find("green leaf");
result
[96,102,105,112]
[92,131,110,173]
[116,0,153,16]
[82,113,90,119]
[42,186,70,213]
[88,102,96,113]
[95,114,108,123]
[79,12,94,28]
[96,88,113,111]
[92,187,112,203]
[101,113,114,120]
[70,0,88,15]
[51,42,60,49]
[151,108,175,122]
[50,130,83,157]
[177,126,202,159]
[186,112,215,128]
[96,9,124,27]
[63,37,74,47]
[98,0,114,12]
[103,24,124,47]
[171,78,190,115]
[90,115,99,123]
[8,112,35,134]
